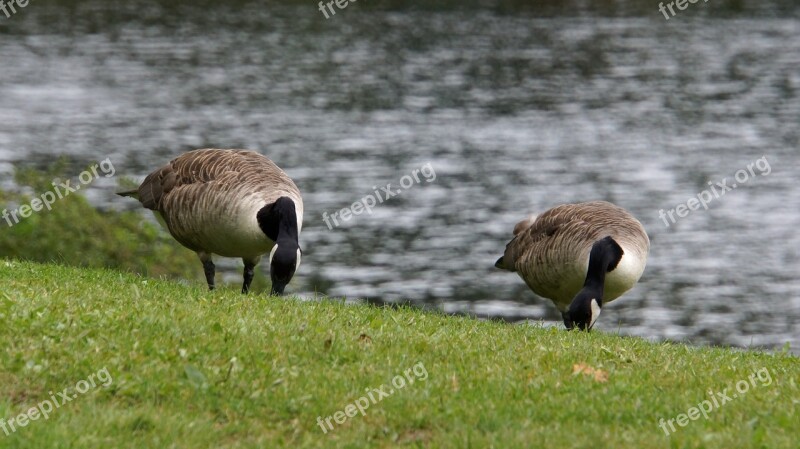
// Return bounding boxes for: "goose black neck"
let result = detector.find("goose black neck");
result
[581,236,624,302]
[257,197,299,247]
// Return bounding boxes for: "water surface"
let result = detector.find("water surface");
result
[1,1,798,352]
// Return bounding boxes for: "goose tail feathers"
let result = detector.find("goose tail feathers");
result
[116,189,139,199]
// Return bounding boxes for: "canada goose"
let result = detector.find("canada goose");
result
[495,201,649,330]
[118,149,303,295]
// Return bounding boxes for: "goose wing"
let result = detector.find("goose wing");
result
[136,149,298,211]
[500,203,597,275]
[133,149,303,253]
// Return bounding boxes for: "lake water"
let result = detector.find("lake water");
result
[1,1,798,353]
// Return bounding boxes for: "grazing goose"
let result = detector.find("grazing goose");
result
[119,149,303,295]
[495,201,649,330]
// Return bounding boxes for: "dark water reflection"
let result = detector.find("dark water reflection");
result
[1,2,798,352]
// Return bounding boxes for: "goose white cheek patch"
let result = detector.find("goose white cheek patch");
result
[589,299,601,329]
[269,244,279,264]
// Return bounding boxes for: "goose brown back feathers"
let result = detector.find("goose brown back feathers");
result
[136,149,301,213]
[497,201,649,311]
[124,149,303,259]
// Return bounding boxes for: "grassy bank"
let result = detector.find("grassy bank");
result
[0,260,797,448]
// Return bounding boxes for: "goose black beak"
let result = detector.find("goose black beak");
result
[562,312,575,330]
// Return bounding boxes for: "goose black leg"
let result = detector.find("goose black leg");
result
[242,261,256,294]
[197,252,215,290]
[203,259,216,291]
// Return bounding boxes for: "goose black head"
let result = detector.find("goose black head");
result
[257,197,301,295]
[565,236,624,331]
[565,293,601,331]
[268,243,301,295]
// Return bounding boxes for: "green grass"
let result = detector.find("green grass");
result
[0,260,797,449]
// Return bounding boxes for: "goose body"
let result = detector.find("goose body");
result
[495,201,649,330]
[119,149,303,294]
